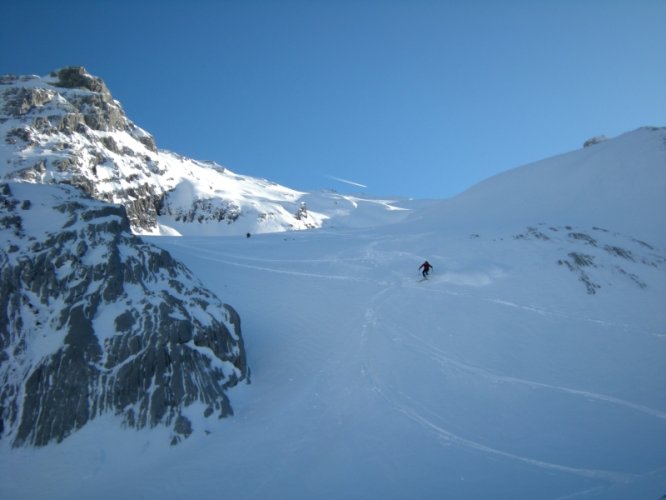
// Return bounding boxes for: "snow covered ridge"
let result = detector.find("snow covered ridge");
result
[0,181,248,447]
[0,67,340,235]
[413,126,666,247]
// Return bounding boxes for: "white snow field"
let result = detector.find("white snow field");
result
[1,128,665,499]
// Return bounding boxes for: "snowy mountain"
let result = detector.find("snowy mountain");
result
[410,126,666,246]
[0,67,409,236]
[0,181,248,447]
[0,67,409,451]
[0,67,665,499]
[137,128,665,499]
[2,165,658,499]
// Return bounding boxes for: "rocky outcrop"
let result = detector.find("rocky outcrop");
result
[0,67,316,236]
[1,67,162,232]
[0,182,248,447]
[51,66,111,95]
[1,67,130,134]
[160,196,242,224]
[513,224,664,295]
[583,135,608,148]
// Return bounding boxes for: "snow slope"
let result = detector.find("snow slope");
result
[2,224,663,499]
[1,127,664,499]
[410,127,666,247]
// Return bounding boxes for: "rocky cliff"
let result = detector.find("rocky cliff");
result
[0,181,248,447]
[0,67,325,235]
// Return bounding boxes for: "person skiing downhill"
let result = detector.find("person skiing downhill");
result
[419,260,433,279]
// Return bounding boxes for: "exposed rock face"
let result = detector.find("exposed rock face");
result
[0,67,321,236]
[0,67,163,232]
[583,135,608,148]
[0,182,248,447]
[513,224,664,295]
[160,196,242,224]
[52,66,111,95]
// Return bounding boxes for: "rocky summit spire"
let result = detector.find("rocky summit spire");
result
[51,66,112,95]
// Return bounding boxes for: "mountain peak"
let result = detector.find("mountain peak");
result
[0,68,412,236]
[50,66,111,96]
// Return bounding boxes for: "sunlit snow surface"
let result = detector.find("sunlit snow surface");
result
[1,128,665,499]
[2,219,665,499]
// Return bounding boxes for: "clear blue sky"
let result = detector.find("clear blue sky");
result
[2,0,664,198]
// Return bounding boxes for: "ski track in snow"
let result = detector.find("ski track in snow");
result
[484,297,665,340]
[168,237,660,335]
[165,240,345,264]
[358,283,664,485]
[396,324,666,421]
[396,398,634,483]
[161,241,375,282]
[171,238,665,420]
[411,280,663,340]
[159,236,665,488]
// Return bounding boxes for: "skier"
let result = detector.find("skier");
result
[419,260,433,279]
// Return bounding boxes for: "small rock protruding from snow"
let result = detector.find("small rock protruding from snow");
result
[583,134,608,147]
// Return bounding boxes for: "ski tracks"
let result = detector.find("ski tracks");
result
[485,297,665,340]
[396,397,635,483]
[358,283,664,485]
[396,326,666,421]
[161,239,375,283]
